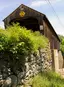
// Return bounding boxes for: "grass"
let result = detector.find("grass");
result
[24,71,64,87]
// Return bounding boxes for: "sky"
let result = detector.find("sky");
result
[0,0,64,35]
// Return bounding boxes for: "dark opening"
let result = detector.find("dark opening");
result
[10,17,40,31]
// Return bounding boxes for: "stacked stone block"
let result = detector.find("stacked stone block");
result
[0,48,52,87]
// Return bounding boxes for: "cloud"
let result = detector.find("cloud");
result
[0,1,20,12]
[48,15,64,35]
[31,0,46,7]
[30,0,62,7]
[0,4,13,12]
[0,22,4,29]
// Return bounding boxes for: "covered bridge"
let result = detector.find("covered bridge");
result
[2,4,63,80]
[3,4,60,50]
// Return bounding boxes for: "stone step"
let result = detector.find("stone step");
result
[58,68,64,78]
[57,69,64,78]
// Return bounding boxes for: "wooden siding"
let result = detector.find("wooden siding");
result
[3,4,44,28]
[43,19,60,50]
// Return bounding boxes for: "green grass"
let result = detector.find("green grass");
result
[25,71,64,87]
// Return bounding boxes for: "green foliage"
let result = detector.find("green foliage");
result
[0,23,48,59]
[26,71,64,87]
[59,35,64,53]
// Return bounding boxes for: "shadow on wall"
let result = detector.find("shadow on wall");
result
[0,48,52,87]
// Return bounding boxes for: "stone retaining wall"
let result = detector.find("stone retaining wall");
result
[0,47,52,87]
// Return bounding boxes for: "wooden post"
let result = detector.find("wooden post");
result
[54,49,59,72]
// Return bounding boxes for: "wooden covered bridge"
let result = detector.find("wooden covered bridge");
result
[3,4,62,71]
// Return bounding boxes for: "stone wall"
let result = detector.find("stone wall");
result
[0,47,52,87]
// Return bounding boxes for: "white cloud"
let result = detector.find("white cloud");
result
[0,22,5,29]
[31,0,46,7]
[0,4,11,12]
[48,16,64,35]
[0,2,13,12]
[0,2,19,12]
[30,0,62,7]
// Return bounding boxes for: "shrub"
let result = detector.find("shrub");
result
[26,71,64,87]
[0,23,48,59]
[59,35,64,55]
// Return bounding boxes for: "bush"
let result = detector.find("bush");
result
[59,35,64,55]
[0,23,48,59]
[26,71,64,87]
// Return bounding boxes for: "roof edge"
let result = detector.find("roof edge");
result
[44,15,60,42]
[3,4,45,21]
[3,4,24,21]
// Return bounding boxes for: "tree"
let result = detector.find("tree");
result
[59,35,64,55]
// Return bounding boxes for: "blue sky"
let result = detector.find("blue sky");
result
[0,0,64,35]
